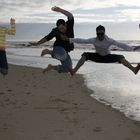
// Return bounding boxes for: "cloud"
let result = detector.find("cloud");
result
[0,0,140,24]
[1,0,139,40]
[0,0,52,22]
[72,5,140,23]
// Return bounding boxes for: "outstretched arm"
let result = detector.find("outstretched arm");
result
[29,37,48,46]
[29,28,55,47]
[51,6,73,19]
[112,40,140,51]
[111,40,134,51]
[61,34,95,44]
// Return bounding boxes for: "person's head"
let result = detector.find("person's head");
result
[56,19,67,33]
[96,25,105,41]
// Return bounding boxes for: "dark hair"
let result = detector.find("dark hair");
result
[56,19,66,27]
[96,25,105,32]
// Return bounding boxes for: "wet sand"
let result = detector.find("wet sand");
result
[0,64,140,140]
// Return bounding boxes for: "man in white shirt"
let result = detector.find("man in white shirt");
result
[66,25,140,75]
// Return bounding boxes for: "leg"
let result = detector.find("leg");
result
[70,55,86,75]
[70,52,99,76]
[120,58,140,74]
[43,47,72,74]
[43,54,72,74]
[60,54,72,73]
[101,54,140,75]
[0,50,8,76]
[52,47,67,61]
[135,63,140,74]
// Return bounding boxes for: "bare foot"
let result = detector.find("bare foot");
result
[43,64,53,74]
[41,49,50,56]
[135,63,140,74]
[69,69,76,76]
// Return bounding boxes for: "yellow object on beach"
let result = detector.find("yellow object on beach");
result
[0,18,16,49]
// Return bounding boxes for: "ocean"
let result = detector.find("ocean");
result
[6,40,140,121]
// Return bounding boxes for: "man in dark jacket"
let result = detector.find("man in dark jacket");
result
[30,6,74,73]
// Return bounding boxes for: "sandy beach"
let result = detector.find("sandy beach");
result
[0,64,140,140]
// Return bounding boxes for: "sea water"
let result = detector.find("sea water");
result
[6,41,140,121]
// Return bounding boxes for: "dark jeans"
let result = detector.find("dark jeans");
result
[82,52,125,63]
[0,50,8,75]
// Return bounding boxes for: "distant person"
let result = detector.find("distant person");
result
[62,25,140,75]
[0,18,16,75]
[30,6,74,74]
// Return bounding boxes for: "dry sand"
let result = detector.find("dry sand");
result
[0,64,140,140]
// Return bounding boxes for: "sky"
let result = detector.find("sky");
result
[0,0,140,40]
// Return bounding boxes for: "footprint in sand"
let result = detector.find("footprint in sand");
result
[65,116,79,125]
[25,92,31,95]
[55,129,64,133]
[22,101,28,105]
[42,136,48,140]
[93,126,103,132]
[68,84,74,88]
[2,123,10,130]
[33,76,37,79]
[73,111,77,114]
[0,92,5,95]
[131,130,139,136]
[133,122,140,127]
[7,89,13,92]
[4,97,10,102]
[17,83,21,85]
[91,111,96,114]
[24,84,29,87]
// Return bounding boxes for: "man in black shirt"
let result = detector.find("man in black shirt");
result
[30,6,74,73]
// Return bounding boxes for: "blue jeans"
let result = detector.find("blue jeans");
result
[52,46,72,73]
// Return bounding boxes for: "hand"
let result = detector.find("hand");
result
[10,18,15,23]
[134,45,140,51]
[51,6,62,12]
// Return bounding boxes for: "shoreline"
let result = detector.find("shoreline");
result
[0,64,140,140]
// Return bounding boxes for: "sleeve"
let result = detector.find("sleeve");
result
[45,29,56,41]
[110,39,134,51]
[66,18,74,38]
[69,38,96,44]
[4,21,16,35]
[66,18,74,27]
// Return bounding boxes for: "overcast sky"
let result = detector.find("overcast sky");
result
[1,0,140,40]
